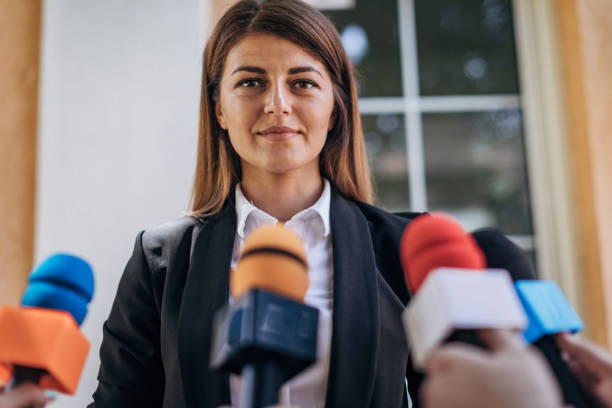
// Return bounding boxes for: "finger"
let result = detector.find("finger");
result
[477,328,525,352]
[1,383,49,407]
[557,333,612,379]
[425,343,487,373]
[568,359,598,394]
[419,377,434,407]
[420,376,445,408]
[592,378,612,408]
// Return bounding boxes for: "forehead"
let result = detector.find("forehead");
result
[224,33,328,74]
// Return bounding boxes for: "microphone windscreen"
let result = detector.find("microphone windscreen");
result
[232,224,308,301]
[471,228,536,281]
[21,254,94,325]
[400,213,486,293]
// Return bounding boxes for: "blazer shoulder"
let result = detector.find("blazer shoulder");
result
[139,216,205,273]
[142,216,203,248]
[355,201,424,232]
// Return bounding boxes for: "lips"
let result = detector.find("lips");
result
[257,126,301,141]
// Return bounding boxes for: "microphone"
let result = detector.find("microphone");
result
[400,214,527,368]
[0,253,94,395]
[472,228,593,408]
[210,224,318,408]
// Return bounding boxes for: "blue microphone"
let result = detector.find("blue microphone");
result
[0,253,94,395]
[515,280,583,343]
[22,253,94,325]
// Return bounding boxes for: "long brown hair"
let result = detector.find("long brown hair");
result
[190,0,372,217]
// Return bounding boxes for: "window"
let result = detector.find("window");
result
[323,0,536,269]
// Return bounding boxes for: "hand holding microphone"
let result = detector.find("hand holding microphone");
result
[557,333,612,407]
[473,228,597,407]
[0,384,50,408]
[422,329,562,408]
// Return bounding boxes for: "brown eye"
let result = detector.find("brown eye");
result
[237,79,264,88]
[293,80,317,89]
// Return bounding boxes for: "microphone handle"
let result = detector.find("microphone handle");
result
[240,360,287,408]
[445,329,487,349]
[11,365,46,387]
[534,336,602,408]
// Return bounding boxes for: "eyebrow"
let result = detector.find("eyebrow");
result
[231,65,323,78]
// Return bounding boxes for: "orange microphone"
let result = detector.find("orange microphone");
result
[211,224,318,408]
[0,254,94,395]
[230,224,309,301]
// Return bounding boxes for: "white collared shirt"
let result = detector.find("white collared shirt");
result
[229,179,334,408]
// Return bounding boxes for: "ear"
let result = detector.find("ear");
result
[215,102,227,130]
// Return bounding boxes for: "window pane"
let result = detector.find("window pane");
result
[323,0,403,97]
[423,110,532,235]
[414,0,519,95]
[361,114,410,211]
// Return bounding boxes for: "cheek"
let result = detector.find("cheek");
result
[221,99,256,131]
[305,97,335,127]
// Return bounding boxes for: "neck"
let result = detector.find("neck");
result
[240,167,324,222]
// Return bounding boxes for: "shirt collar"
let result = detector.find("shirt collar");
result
[235,179,331,242]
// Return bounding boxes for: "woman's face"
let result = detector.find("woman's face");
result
[215,33,335,177]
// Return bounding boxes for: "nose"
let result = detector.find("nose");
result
[264,81,291,115]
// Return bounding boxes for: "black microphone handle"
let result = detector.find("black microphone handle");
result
[240,360,288,408]
[445,329,487,349]
[534,335,603,408]
[10,365,46,387]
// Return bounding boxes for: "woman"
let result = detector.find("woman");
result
[90,1,421,407]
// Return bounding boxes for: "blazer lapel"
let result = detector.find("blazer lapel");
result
[325,189,380,407]
[178,201,236,408]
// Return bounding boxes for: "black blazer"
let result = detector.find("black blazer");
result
[90,187,424,408]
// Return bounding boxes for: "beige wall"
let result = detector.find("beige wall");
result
[556,0,612,346]
[0,0,41,305]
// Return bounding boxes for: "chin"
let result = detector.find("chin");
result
[242,152,319,176]
[264,162,305,174]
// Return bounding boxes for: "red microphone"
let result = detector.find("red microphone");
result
[400,213,527,368]
[400,212,485,293]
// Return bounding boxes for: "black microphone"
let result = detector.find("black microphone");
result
[472,228,599,408]
[210,224,318,408]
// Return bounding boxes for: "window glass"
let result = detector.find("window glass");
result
[422,110,532,235]
[414,0,520,95]
[323,0,403,97]
[362,114,410,212]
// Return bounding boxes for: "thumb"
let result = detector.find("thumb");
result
[426,342,488,373]
[477,329,526,352]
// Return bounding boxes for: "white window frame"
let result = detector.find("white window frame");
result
[357,0,580,310]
